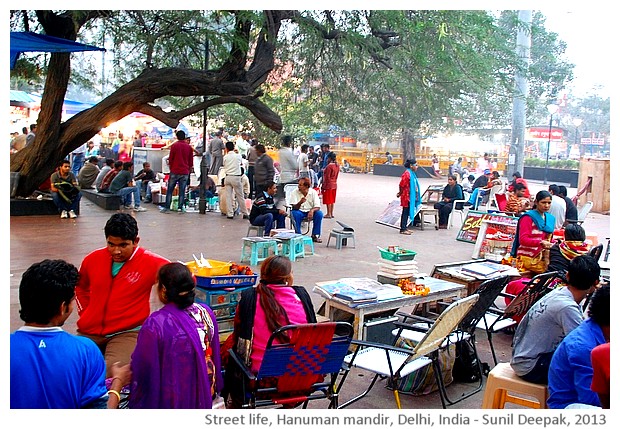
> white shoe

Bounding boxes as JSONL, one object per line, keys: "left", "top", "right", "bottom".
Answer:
{"left": 60, "top": 210, "right": 68, "bottom": 219}
{"left": 133, "top": 206, "right": 147, "bottom": 212}
{"left": 68, "top": 210, "right": 77, "bottom": 219}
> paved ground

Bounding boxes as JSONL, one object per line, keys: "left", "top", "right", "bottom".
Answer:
{"left": 8, "top": 171, "right": 610, "bottom": 409}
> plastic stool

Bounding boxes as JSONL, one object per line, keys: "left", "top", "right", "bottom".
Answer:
{"left": 207, "top": 196, "right": 219, "bottom": 212}
{"left": 301, "top": 235, "right": 315, "bottom": 255}
{"left": 417, "top": 207, "right": 439, "bottom": 230}
{"left": 481, "top": 362, "right": 548, "bottom": 409}
{"left": 279, "top": 235, "right": 306, "bottom": 261}
{"left": 246, "top": 224, "right": 265, "bottom": 237}
{"left": 327, "top": 229, "right": 356, "bottom": 249}
{"left": 240, "top": 238, "right": 279, "bottom": 266}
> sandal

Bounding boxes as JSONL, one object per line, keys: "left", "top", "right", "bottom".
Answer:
{"left": 312, "top": 235, "right": 323, "bottom": 243}
{"left": 399, "top": 230, "right": 412, "bottom": 235}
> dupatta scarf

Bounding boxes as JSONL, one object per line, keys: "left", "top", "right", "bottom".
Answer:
{"left": 408, "top": 168, "right": 422, "bottom": 222}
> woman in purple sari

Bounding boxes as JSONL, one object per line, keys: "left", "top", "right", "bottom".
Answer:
{"left": 129, "top": 262, "right": 223, "bottom": 408}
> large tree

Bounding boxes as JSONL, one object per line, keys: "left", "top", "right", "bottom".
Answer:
{"left": 10, "top": 10, "right": 288, "bottom": 196}
{"left": 10, "top": 10, "right": 572, "bottom": 196}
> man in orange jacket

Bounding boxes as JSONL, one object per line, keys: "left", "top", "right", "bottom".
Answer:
{"left": 75, "top": 213, "right": 169, "bottom": 377}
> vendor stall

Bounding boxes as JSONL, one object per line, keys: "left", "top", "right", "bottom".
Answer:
{"left": 315, "top": 276, "right": 466, "bottom": 340}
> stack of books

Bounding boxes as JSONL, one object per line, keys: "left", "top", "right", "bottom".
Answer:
{"left": 377, "top": 259, "right": 419, "bottom": 285}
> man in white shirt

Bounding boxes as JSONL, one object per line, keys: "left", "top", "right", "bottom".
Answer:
{"left": 548, "top": 184, "right": 567, "bottom": 230}
{"left": 297, "top": 144, "right": 310, "bottom": 180}
{"left": 288, "top": 177, "right": 324, "bottom": 243}
{"left": 223, "top": 141, "right": 249, "bottom": 220}
{"left": 235, "top": 132, "right": 250, "bottom": 158}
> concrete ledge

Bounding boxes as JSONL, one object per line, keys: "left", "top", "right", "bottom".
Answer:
{"left": 373, "top": 163, "right": 436, "bottom": 178}
{"left": 11, "top": 198, "right": 59, "bottom": 216}
{"left": 81, "top": 189, "right": 121, "bottom": 210}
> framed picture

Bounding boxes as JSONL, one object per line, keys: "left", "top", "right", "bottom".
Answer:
{"left": 456, "top": 210, "right": 518, "bottom": 244}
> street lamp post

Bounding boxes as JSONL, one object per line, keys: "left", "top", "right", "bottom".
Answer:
{"left": 572, "top": 118, "right": 582, "bottom": 159}
{"left": 543, "top": 103, "right": 559, "bottom": 185}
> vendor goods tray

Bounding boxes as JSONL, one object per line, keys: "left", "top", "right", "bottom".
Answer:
{"left": 186, "top": 260, "right": 232, "bottom": 277}
{"left": 378, "top": 247, "right": 417, "bottom": 262}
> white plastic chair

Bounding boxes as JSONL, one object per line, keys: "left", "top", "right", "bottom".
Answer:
{"left": 576, "top": 201, "right": 593, "bottom": 225}
{"left": 284, "top": 183, "right": 310, "bottom": 234}
{"left": 448, "top": 198, "right": 468, "bottom": 229}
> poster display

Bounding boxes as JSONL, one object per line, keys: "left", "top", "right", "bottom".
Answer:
{"left": 471, "top": 220, "right": 518, "bottom": 260}
{"left": 375, "top": 199, "right": 403, "bottom": 229}
{"left": 456, "top": 210, "right": 518, "bottom": 244}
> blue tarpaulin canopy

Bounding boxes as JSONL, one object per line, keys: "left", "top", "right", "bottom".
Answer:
{"left": 10, "top": 31, "right": 105, "bottom": 69}
{"left": 151, "top": 122, "right": 190, "bottom": 139}
{"left": 9, "top": 90, "right": 38, "bottom": 106}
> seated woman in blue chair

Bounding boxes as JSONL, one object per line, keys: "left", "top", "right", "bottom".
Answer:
{"left": 220, "top": 255, "right": 317, "bottom": 407}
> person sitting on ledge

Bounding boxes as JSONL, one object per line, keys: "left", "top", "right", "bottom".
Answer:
{"left": 50, "top": 159, "right": 81, "bottom": 219}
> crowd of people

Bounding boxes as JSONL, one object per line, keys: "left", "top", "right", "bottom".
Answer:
{"left": 38, "top": 126, "right": 339, "bottom": 239}
{"left": 10, "top": 211, "right": 321, "bottom": 409}
{"left": 13, "top": 137, "right": 607, "bottom": 410}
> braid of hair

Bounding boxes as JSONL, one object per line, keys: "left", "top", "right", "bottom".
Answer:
{"left": 257, "top": 280, "right": 291, "bottom": 343}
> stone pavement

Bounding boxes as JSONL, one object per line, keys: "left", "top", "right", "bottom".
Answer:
{"left": 8, "top": 171, "right": 610, "bottom": 409}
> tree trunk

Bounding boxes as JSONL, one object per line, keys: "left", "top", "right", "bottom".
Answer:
{"left": 10, "top": 10, "right": 288, "bottom": 197}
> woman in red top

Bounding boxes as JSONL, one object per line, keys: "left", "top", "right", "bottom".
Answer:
{"left": 321, "top": 152, "right": 339, "bottom": 218}
{"left": 507, "top": 171, "right": 531, "bottom": 198}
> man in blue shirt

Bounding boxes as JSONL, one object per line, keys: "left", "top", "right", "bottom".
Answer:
{"left": 547, "top": 284, "right": 610, "bottom": 409}
{"left": 10, "top": 259, "right": 130, "bottom": 409}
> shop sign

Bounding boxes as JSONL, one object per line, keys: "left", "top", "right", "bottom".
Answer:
{"left": 527, "top": 127, "right": 563, "bottom": 140}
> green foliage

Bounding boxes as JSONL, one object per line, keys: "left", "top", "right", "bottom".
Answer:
{"left": 524, "top": 158, "right": 579, "bottom": 169}
{"left": 10, "top": 9, "right": 577, "bottom": 144}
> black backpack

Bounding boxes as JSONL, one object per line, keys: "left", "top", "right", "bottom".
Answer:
{"left": 452, "top": 340, "right": 489, "bottom": 383}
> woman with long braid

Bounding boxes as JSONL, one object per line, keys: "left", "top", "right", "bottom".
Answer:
{"left": 221, "top": 255, "right": 316, "bottom": 407}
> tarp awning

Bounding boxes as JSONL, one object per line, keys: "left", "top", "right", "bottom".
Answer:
{"left": 10, "top": 31, "right": 106, "bottom": 69}
{"left": 10, "top": 90, "right": 38, "bottom": 103}
{"left": 63, "top": 99, "right": 95, "bottom": 115}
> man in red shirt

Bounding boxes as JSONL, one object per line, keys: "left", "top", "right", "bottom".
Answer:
{"left": 75, "top": 213, "right": 169, "bottom": 377}
{"left": 161, "top": 130, "right": 194, "bottom": 213}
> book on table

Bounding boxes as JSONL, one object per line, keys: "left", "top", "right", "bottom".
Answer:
{"left": 459, "top": 261, "right": 508, "bottom": 278}
{"left": 314, "top": 277, "right": 403, "bottom": 304}
{"left": 313, "top": 282, "right": 377, "bottom": 304}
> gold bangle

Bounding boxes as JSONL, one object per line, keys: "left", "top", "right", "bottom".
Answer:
{"left": 108, "top": 389, "right": 121, "bottom": 402}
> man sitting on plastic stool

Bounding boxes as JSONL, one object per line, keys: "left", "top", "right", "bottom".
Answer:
{"left": 288, "top": 177, "right": 324, "bottom": 243}
{"left": 249, "top": 181, "right": 287, "bottom": 237}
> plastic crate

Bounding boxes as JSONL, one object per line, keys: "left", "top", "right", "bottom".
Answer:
{"left": 194, "top": 274, "right": 258, "bottom": 289}
{"left": 378, "top": 247, "right": 417, "bottom": 262}
{"left": 186, "top": 260, "right": 232, "bottom": 277}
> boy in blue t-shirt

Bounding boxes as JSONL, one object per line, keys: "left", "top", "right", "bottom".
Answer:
{"left": 10, "top": 259, "right": 129, "bottom": 409}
